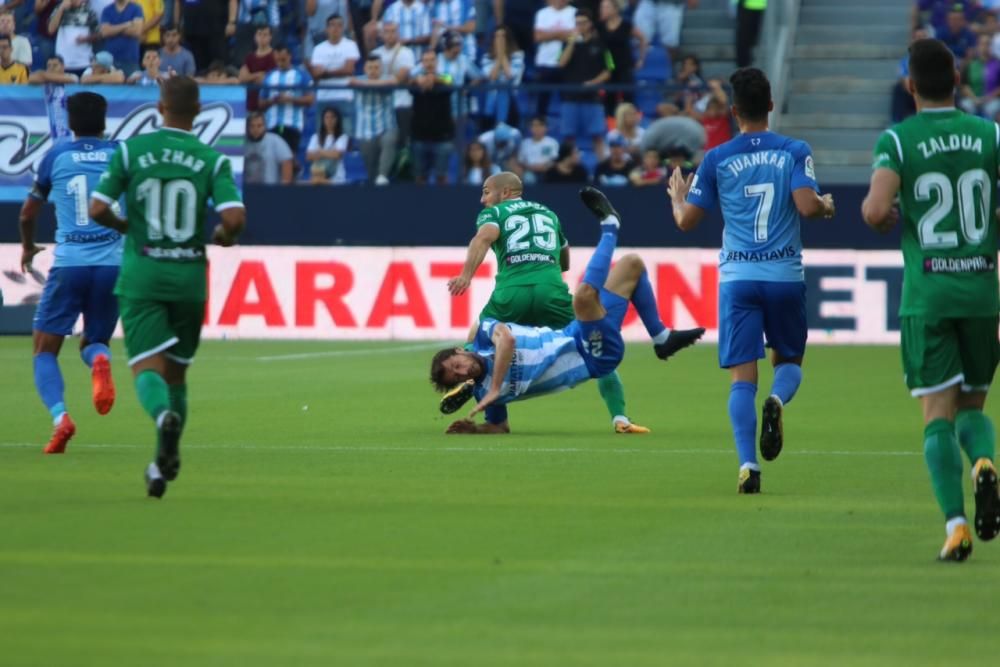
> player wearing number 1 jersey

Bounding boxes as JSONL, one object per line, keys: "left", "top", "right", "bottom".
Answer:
{"left": 18, "top": 92, "right": 122, "bottom": 455}
{"left": 89, "top": 77, "right": 246, "bottom": 499}
{"left": 669, "top": 68, "right": 835, "bottom": 494}
{"left": 863, "top": 38, "right": 1000, "bottom": 562}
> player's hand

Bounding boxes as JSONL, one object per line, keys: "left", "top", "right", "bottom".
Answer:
{"left": 447, "top": 275, "right": 471, "bottom": 296}
{"left": 666, "top": 166, "right": 691, "bottom": 203}
{"left": 224, "top": 22, "right": 236, "bottom": 37}
{"left": 873, "top": 206, "right": 900, "bottom": 234}
{"left": 20, "top": 244, "right": 43, "bottom": 273}
{"left": 468, "top": 389, "right": 499, "bottom": 419}
{"left": 446, "top": 419, "right": 478, "bottom": 434}
{"left": 212, "top": 224, "right": 237, "bottom": 247}
{"left": 820, "top": 193, "right": 835, "bottom": 219}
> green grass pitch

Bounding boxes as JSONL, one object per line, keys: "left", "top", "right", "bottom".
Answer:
{"left": 1, "top": 337, "right": 998, "bottom": 666}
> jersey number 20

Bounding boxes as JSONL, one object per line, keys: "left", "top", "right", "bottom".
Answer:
{"left": 136, "top": 178, "right": 198, "bottom": 243}
{"left": 914, "top": 169, "right": 990, "bottom": 249}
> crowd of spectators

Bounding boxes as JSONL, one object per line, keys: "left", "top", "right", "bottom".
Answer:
{"left": 0, "top": 0, "right": 733, "bottom": 186}
{"left": 897, "top": 1, "right": 1000, "bottom": 122}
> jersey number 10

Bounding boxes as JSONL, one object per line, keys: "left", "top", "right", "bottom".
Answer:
{"left": 136, "top": 178, "right": 198, "bottom": 243}
{"left": 914, "top": 169, "right": 990, "bottom": 249}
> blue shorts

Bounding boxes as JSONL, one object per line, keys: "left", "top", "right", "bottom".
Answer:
{"left": 33, "top": 265, "right": 120, "bottom": 342}
{"left": 560, "top": 101, "right": 606, "bottom": 140}
{"left": 718, "top": 280, "right": 807, "bottom": 368}
{"left": 567, "top": 288, "right": 628, "bottom": 378}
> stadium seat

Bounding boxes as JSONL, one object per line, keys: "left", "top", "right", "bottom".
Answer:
{"left": 343, "top": 151, "right": 367, "bottom": 184}
{"left": 637, "top": 45, "right": 671, "bottom": 83}
{"left": 579, "top": 148, "right": 598, "bottom": 178}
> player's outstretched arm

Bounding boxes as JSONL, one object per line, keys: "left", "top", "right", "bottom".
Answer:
{"left": 792, "top": 188, "right": 836, "bottom": 219}
{"left": 18, "top": 196, "right": 44, "bottom": 272}
{"left": 861, "top": 169, "right": 902, "bottom": 233}
{"left": 213, "top": 207, "right": 247, "bottom": 247}
{"left": 667, "top": 166, "right": 705, "bottom": 231}
{"left": 468, "top": 323, "right": 514, "bottom": 418}
{"left": 449, "top": 224, "right": 500, "bottom": 296}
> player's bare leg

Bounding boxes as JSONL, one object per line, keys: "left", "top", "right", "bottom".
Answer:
{"left": 730, "top": 361, "right": 761, "bottom": 493}
{"left": 131, "top": 353, "right": 185, "bottom": 498}
{"left": 955, "top": 390, "right": 1000, "bottom": 542}
{"left": 32, "top": 331, "right": 76, "bottom": 454}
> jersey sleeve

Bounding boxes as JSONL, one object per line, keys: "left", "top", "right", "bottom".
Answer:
{"left": 91, "top": 143, "right": 128, "bottom": 205}
{"left": 476, "top": 206, "right": 500, "bottom": 229}
{"left": 872, "top": 130, "right": 903, "bottom": 174}
{"left": 210, "top": 155, "right": 244, "bottom": 211}
{"left": 685, "top": 150, "right": 718, "bottom": 211}
{"left": 29, "top": 149, "right": 57, "bottom": 201}
{"left": 473, "top": 319, "right": 498, "bottom": 351}
{"left": 789, "top": 140, "right": 819, "bottom": 192}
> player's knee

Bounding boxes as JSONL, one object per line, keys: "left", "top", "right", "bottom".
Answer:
{"left": 618, "top": 253, "right": 645, "bottom": 276}
{"left": 573, "top": 284, "right": 599, "bottom": 311}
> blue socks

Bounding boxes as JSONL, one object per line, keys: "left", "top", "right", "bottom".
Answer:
{"left": 582, "top": 223, "right": 619, "bottom": 291}
{"left": 770, "top": 363, "right": 803, "bottom": 405}
{"left": 33, "top": 352, "right": 67, "bottom": 423}
{"left": 81, "top": 342, "right": 111, "bottom": 368}
{"left": 729, "top": 382, "right": 758, "bottom": 468}
{"left": 631, "top": 270, "right": 667, "bottom": 340}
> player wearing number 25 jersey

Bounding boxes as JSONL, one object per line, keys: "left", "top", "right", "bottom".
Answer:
{"left": 670, "top": 68, "right": 835, "bottom": 494}
{"left": 863, "top": 38, "right": 1000, "bottom": 562}
{"left": 90, "top": 77, "right": 246, "bottom": 499}
{"left": 18, "top": 92, "right": 122, "bottom": 454}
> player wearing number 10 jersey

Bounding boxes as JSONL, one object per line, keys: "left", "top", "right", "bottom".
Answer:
{"left": 863, "top": 38, "right": 1000, "bottom": 562}
{"left": 90, "top": 77, "right": 246, "bottom": 499}
{"left": 669, "top": 68, "right": 835, "bottom": 494}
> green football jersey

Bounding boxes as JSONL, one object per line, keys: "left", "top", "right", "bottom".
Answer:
{"left": 873, "top": 109, "right": 999, "bottom": 317}
{"left": 92, "top": 128, "right": 243, "bottom": 302}
{"left": 476, "top": 198, "right": 569, "bottom": 288}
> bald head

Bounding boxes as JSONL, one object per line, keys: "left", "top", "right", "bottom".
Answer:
{"left": 481, "top": 171, "right": 523, "bottom": 207}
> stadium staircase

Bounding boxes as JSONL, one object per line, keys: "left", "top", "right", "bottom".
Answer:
{"left": 679, "top": 0, "right": 737, "bottom": 80}
{"left": 779, "top": 0, "right": 912, "bottom": 184}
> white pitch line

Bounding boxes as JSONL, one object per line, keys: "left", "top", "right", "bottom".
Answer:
{"left": 254, "top": 342, "right": 447, "bottom": 362}
{"left": 0, "top": 442, "right": 922, "bottom": 457}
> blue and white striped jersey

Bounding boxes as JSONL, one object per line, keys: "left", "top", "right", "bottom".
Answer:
{"left": 686, "top": 130, "right": 818, "bottom": 283}
{"left": 431, "top": 0, "right": 477, "bottom": 59}
{"left": 263, "top": 67, "right": 314, "bottom": 131}
{"left": 471, "top": 320, "right": 592, "bottom": 406}
{"left": 412, "top": 53, "right": 479, "bottom": 116}
{"left": 237, "top": 0, "right": 280, "bottom": 27}
{"left": 353, "top": 75, "right": 397, "bottom": 139}
{"left": 29, "top": 138, "right": 123, "bottom": 268}
{"left": 382, "top": 0, "right": 432, "bottom": 56}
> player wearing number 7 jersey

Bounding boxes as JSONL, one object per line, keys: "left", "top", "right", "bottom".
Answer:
{"left": 89, "top": 76, "right": 246, "bottom": 499}
{"left": 862, "top": 38, "right": 1000, "bottom": 562}
{"left": 668, "top": 67, "right": 835, "bottom": 494}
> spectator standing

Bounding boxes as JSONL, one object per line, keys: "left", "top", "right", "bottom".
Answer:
{"left": 939, "top": 5, "right": 978, "bottom": 63}
{"left": 959, "top": 33, "right": 1000, "bottom": 118}
{"left": 478, "top": 121, "right": 521, "bottom": 171}
{"left": 135, "top": 0, "right": 163, "bottom": 53}
{"left": 0, "top": 8, "right": 30, "bottom": 66}
{"left": 430, "top": 0, "right": 476, "bottom": 60}
{"left": 34, "top": 0, "right": 62, "bottom": 64}
{"left": 598, "top": 0, "right": 646, "bottom": 117}
{"left": 158, "top": 23, "right": 195, "bottom": 76}
{"left": 311, "top": 13, "right": 361, "bottom": 135}
{"left": 260, "top": 44, "right": 315, "bottom": 155}
{"left": 381, "top": 0, "right": 431, "bottom": 56}
{"left": 174, "top": 0, "right": 227, "bottom": 72}
{"left": 595, "top": 133, "right": 632, "bottom": 186}
{"left": 634, "top": 0, "right": 694, "bottom": 60}
{"left": 127, "top": 47, "right": 165, "bottom": 83}
{"left": 100, "top": 0, "right": 143, "bottom": 75}
{"left": 479, "top": 23, "right": 525, "bottom": 130}
{"left": 735, "top": 0, "right": 764, "bottom": 68}
{"left": 89, "top": 0, "right": 113, "bottom": 16}
{"left": 515, "top": 115, "right": 559, "bottom": 183}
{"left": 0, "top": 34, "right": 27, "bottom": 82}
{"left": 462, "top": 139, "right": 499, "bottom": 184}
{"left": 49, "top": 0, "right": 100, "bottom": 76}
{"left": 493, "top": 0, "right": 541, "bottom": 63}
{"left": 557, "top": 9, "right": 611, "bottom": 158}
{"left": 304, "top": 0, "right": 349, "bottom": 57}
{"left": 351, "top": 0, "right": 379, "bottom": 56}
{"left": 81, "top": 49, "right": 125, "bottom": 82}
{"left": 544, "top": 140, "right": 588, "bottom": 182}
{"left": 430, "top": 29, "right": 481, "bottom": 118}
{"left": 239, "top": 25, "right": 275, "bottom": 112}
{"left": 606, "top": 101, "right": 644, "bottom": 159}
{"left": 693, "top": 83, "right": 733, "bottom": 150}
{"left": 244, "top": 110, "right": 294, "bottom": 184}
{"left": 371, "top": 21, "right": 416, "bottom": 148}
{"left": 230, "top": 0, "right": 281, "bottom": 66}
{"left": 306, "top": 106, "right": 349, "bottom": 184}
{"left": 410, "top": 49, "right": 455, "bottom": 184}
{"left": 350, "top": 54, "right": 398, "bottom": 184}
{"left": 673, "top": 53, "right": 706, "bottom": 106}
{"left": 533, "top": 0, "right": 575, "bottom": 118}
{"left": 629, "top": 147, "right": 666, "bottom": 186}
{"left": 28, "top": 53, "right": 80, "bottom": 82}
{"left": 892, "top": 27, "right": 926, "bottom": 123}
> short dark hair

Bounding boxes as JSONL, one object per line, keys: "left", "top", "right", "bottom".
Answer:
{"left": 67, "top": 92, "right": 107, "bottom": 137}
{"left": 274, "top": 43, "right": 291, "bottom": 53}
{"left": 327, "top": 13, "right": 343, "bottom": 24}
{"left": 575, "top": 9, "right": 594, "bottom": 23}
{"left": 908, "top": 38, "right": 956, "bottom": 102}
{"left": 531, "top": 116, "right": 547, "bottom": 125}
{"left": 161, "top": 75, "right": 200, "bottom": 120}
{"left": 366, "top": 53, "right": 381, "bottom": 63}
{"left": 729, "top": 67, "right": 771, "bottom": 122}
{"left": 430, "top": 349, "right": 460, "bottom": 393}
{"left": 163, "top": 23, "right": 179, "bottom": 33}
{"left": 255, "top": 24, "right": 272, "bottom": 33}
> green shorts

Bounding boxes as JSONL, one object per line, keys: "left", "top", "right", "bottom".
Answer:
{"left": 901, "top": 315, "right": 1000, "bottom": 396}
{"left": 480, "top": 282, "right": 575, "bottom": 330}
{"left": 118, "top": 297, "right": 206, "bottom": 367}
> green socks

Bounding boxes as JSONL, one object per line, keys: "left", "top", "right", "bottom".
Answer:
{"left": 924, "top": 419, "right": 965, "bottom": 520}
{"left": 135, "top": 370, "right": 170, "bottom": 422}
{"left": 169, "top": 384, "right": 188, "bottom": 429}
{"left": 596, "top": 371, "right": 627, "bottom": 421}
{"left": 955, "top": 409, "right": 995, "bottom": 465}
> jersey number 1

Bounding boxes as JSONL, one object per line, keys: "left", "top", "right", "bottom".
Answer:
{"left": 136, "top": 178, "right": 198, "bottom": 243}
